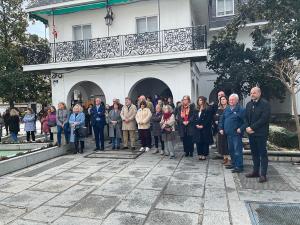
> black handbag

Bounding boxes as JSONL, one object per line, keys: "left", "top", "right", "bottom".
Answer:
{"left": 75, "top": 126, "right": 88, "bottom": 138}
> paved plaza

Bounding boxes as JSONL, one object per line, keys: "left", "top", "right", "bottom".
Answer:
{"left": 0, "top": 140, "right": 300, "bottom": 225}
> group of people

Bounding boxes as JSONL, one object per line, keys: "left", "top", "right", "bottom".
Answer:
{"left": 0, "top": 87, "right": 270, "bottom": 182}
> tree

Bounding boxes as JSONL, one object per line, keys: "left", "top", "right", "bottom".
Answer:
{"left": 0, "top": 0, "right": 51, "bottom": 107}
{"left": 208, "top": 0, "right": 300, "bottom": 148}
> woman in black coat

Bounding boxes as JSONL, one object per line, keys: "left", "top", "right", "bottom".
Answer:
{"left": 8, "top": 109, "right": 20, "bottom": 143}
{"left": 193, "top": 96, "right": 213, "bottom": 160}
{"left": 177, "top": 95, "right": 195, "bottom": 157}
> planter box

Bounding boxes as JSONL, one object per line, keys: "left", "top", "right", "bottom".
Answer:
{"left": 0, "top": 145, "right": 71, "bottom": 176}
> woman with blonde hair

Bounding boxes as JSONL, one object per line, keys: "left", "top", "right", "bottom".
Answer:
{"left": 56, "top": 102, "right": 70, "bottom": 146}
{"left": 23, "top": 108, "right": 36, "bottom": 142}
{"left": 69, "top": 104, "right": 86, "bottom": 154}
{"left": 160, "top": 105, "right": 176, "bottom": 158}
{"left": 8, "top": 109, "right": 20, "bottom": 143}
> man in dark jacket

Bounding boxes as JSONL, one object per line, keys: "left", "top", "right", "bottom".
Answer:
{"left": 244, "top": 87, "right": 271, "bottom": 183}
{"left": 219, "top": 93, "right": 245, "bottom": 173}
{"left": 90, "top": 98, "right": 106, "bottom": 151}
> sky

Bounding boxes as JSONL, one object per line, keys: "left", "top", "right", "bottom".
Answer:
{"left": 27, "top": 21, "right": 49, "bottom": 38}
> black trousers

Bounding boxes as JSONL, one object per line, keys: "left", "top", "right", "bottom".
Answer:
{"left": 50, "top": 132, "right": 54, "bottom": 141}
{"left": 154, "top": 135, "right": 164, "bottom": 150}
{"left": 182, "top": 135, "right": 194, "bottom": 156}
{"left": 5, "top": 124, "right": 8, "bottom": 136}
{"left": 249, "top": 136, "right": 268, "bottom": 176}
{"left": 139, "top": 129, "right": 151, "bottom": 148}
{"left": 196, "top": 142, "right": 209, "bottom": 156}
{"left": 26, "top": 131, "right": 35, "bottom": 141}
{"left": 74, "top": 140, "right": 84, "bottom": 153}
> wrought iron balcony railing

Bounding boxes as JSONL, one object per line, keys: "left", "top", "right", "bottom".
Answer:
{"left": 27, "top": 25, "right": 207, "bottom": 65}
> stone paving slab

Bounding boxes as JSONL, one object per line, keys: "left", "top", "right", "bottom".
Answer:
{"left": 164, "top": 181, "right": 204, "bottom": 197}
{"left": 0, "top": 180, "right": 38, "bottom": 193}
{"left": 202, "top": 210, "right": 230, "bottom": 225}
{"left": 101, "top": 212, "right": 146, "bottom": 225}
{"left": 66, "top": 195, "right": 120, "bottom": 219}
{"left": 51, "top": 216, "right": 101, "bottom": 225}
{"left": 79, "top": 171, "right": 115, "bottom": 186}
{"left": 144, "top": 210, "right": 199, "bottom": 225}
{"left": 116, "top": 189, "right": 160, "bottom": 214}
{"left": 0, "top": 205, "right": 26, "bottom": 224}
{"left": 204, "top": 188, "right": 228, "bottom": 212}
{"left": 52, "top": 171, "right": 91, "bottom": 181}
{"left": 92, "top": 177, "right": 141, "bottom": 197}
{"left": 8, "top": 219, "right": 47, "bottom": 225}
{"left": 137, "top": 175, "right": 170, "bottom": 190}
{"left": 155, "top": 194, "right": 203, "bottom": 214}
{"left": 46, "top": 185, "right": 95, "bottom": 207}
{"left": 1, "top": 190, "right": 57, "bottom": 209}
{"left": 29, "top": 179, "right": 77, "bottom": 193}
{"left": 22, "top": 206, "right": 68, "bottom": 223}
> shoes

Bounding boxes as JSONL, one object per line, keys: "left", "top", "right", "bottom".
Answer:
{"left": 259, "top": 176, "right": 267, "bottom": 183}
{"left": 112, "top": 147, "right": 115, "bottom": 150}
{"left": 145, "top": 147, "right": 150, "bottom": 152}
{"left": 170, "top": 155, "right": 175, "bottom": 159}
{"left": 232, "top": 168, "right": 243, "bottom": 173}
{"left": 245, "top": 172, "right": 260, "bottom": 178}
{"left": 122, "top": 147, "right": 129, "bottom": 150}
{"left": 117, "top": 146, "right": 120, "bottom": 150}
{"left": 185, "top": 153, "right": 189, "bottom": 157}
{"left": 131, "top": 147, "right": 136, "bottom": 151}
{"left": 139, "top": 147, "right": 145, "bottom": 152}
{"left": 152, "top": 148, "right": 159, "bottom": 154}
{"left": 222, "top": 158, "right": 229, "bottom": 164}
{"left": 94, "top": 148, "right": 100, "bottom": 151}
{"left": 100, "top": 147, "right": 104, "bottom": 151}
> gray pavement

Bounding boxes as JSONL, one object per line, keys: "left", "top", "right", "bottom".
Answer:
{"left": 0, "top": 139, "right": 300, "bottom": 225}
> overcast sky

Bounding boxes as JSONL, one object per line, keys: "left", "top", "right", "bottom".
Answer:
{"left": 27, "top": 21, "right": 49, "bottom": 38}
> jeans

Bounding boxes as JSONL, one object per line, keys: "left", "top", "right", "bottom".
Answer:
{"left": 93, "top": 123, "right": 105, "bottom": 149}
{"left": 26, "top": 131, "right": 35, "bottom": 142}
{"left": 154, "top": 136, "right": 164, "bottom": 150}
{"left": 196, "top": 142, "right": 209, "bottom": 156}
{"left": 11, "top": 132, "right": 18, "bottom": 142}
{"left": 227, "top": 135, "right": 243, "bottom": 170}
{"left": 112, "top": 137, "right": 120, "bottom": 148}
{"left": 182, "top": 135, "right": 194, "bottom": 156}
{"left": 57, "top": 124, "right": 70, "bottom": 145}
{"left": 249, "top": 136, "right": 268, "bottom": 176}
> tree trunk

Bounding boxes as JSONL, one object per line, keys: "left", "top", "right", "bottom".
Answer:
{"left": 9, "top": 99, "right": 14, "bottom": 109}
{"left": 291, "top": 91, "right": 300, "bottom": 149}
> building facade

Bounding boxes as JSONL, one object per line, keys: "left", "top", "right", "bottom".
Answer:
{"left": 24, "top": 0, "right": 295, "bottom": 114}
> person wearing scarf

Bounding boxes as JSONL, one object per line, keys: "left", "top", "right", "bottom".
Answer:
{"left": 160, "top": 105, "right": 176, "bottom": 158}
{"left": 151, "top": 104, "right": 165, "bottom": 154}
{"left": 177, "top": 95, "right": 195, "bottom": 157}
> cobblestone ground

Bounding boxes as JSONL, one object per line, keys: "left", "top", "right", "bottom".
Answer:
{"left": 0, "top": 139, "right": 300, "bottom": 225}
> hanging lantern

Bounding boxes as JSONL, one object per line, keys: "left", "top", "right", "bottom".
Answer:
{"left": 104, "top": 6, "right": 114, "bottom": 26}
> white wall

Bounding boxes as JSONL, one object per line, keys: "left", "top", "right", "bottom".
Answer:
{"left": 51, "top": 60, "right": 192, "bottom": 107}
{"left": 47, "top": 0, "right": 192, "bottom": 42}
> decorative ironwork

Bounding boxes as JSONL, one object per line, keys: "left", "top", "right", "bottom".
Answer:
{"left": 31, "top": 25, "right": 207, "bottom": 65}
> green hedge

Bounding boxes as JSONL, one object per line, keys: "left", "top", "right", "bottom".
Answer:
{"left": 269, "top": 125, "right": 299, "bottom": 149}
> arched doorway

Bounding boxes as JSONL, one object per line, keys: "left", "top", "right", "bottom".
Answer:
{"left": 128, "top": 78, "right": 173, "bottom": 103}
{"left": 67, "top": 81, "right": 106, "bottom": 108}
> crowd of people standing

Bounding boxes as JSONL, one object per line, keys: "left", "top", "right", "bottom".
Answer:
{"left": 0, "top": 87, "right": 271, "bottom": 182}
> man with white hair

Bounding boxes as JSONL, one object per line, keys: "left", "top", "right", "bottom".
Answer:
{"left": 219, "top": 93, "right": 245, "bottom": 173}
{"left": 244, "top": 87, "right": 271, "bottom": 183}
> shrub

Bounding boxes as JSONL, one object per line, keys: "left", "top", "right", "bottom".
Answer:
{"left": 269, "top": 125, "right": 299, "bottom": 149}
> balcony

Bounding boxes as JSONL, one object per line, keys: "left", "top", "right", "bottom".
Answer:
{"left": 26, "top": 26, "right": 207, "bottom": 66}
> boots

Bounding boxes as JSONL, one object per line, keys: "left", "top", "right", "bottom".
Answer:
{"left": 74, "top": 141, "right": 79, "bottom": 154}
{"left": 152, "top": 148, "right": 159, "bottom": 154}
{"left": 80, "top": 141, "right": 84, "bottom": 154}
{"left": 159, "top": 149, "right": 164, "bottom": 155}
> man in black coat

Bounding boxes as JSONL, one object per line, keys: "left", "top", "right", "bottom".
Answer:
{"left": 244, "top": 87, "right": 271, "bottom": 183}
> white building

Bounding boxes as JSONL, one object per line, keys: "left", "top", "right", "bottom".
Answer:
{"left": 24, "top": 0, "right": 294, "bottom": 114}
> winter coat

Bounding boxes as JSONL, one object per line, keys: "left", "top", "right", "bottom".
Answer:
{"left": 192, "top": 108, "right": 213, "bottom": 143}
{"left": 219, "top": 104, "right": 245, "bottom": 136}
{"left": 48, "top": 112, "right": 57, "bottom": 127}
{"left": 135, "top": 108, "right": 152, "bottom": 130}
{"left": 56, "top": 109, "right": 69, "bottom": 126}
{"left": 41, "top": 115, "right": 50, "bottom": 133}
{"left": 120, "top": 104, "right": 137, "bottom": 131}
{"left": 69, "top": 112, "right": 85, "bottom": 142}
{"left": 8, "top": 115, "right": 20, "bottom": 133}
{"left": 151, "top": 112, "right": 163, "bottom": 136}
{"left": 244, "top": 98, "right": 271, "bottom": 137}
{"left": 108, "top": 109, "right": 122, "bottom": 138}
{"left": 160, "top": 114, "right": 176, "bottom": 142}
{"left": 177, "top": 104, "right": 195, "bottom": 138}
{"left": 23, "top": 113, "right": 36, "bottom": 132}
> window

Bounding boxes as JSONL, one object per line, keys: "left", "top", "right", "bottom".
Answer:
{"left": 136, "top": 16, "right": 158, "bottom": 33}
{"left": 216, "top": 0, "right": 234, "bottom": 17}
{"left": 73, "top": 24, "right": 92, "bottom": 41}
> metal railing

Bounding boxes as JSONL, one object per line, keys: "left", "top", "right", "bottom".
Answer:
{"left": 27, "top": 25, "right": 207, "bottom": 64}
